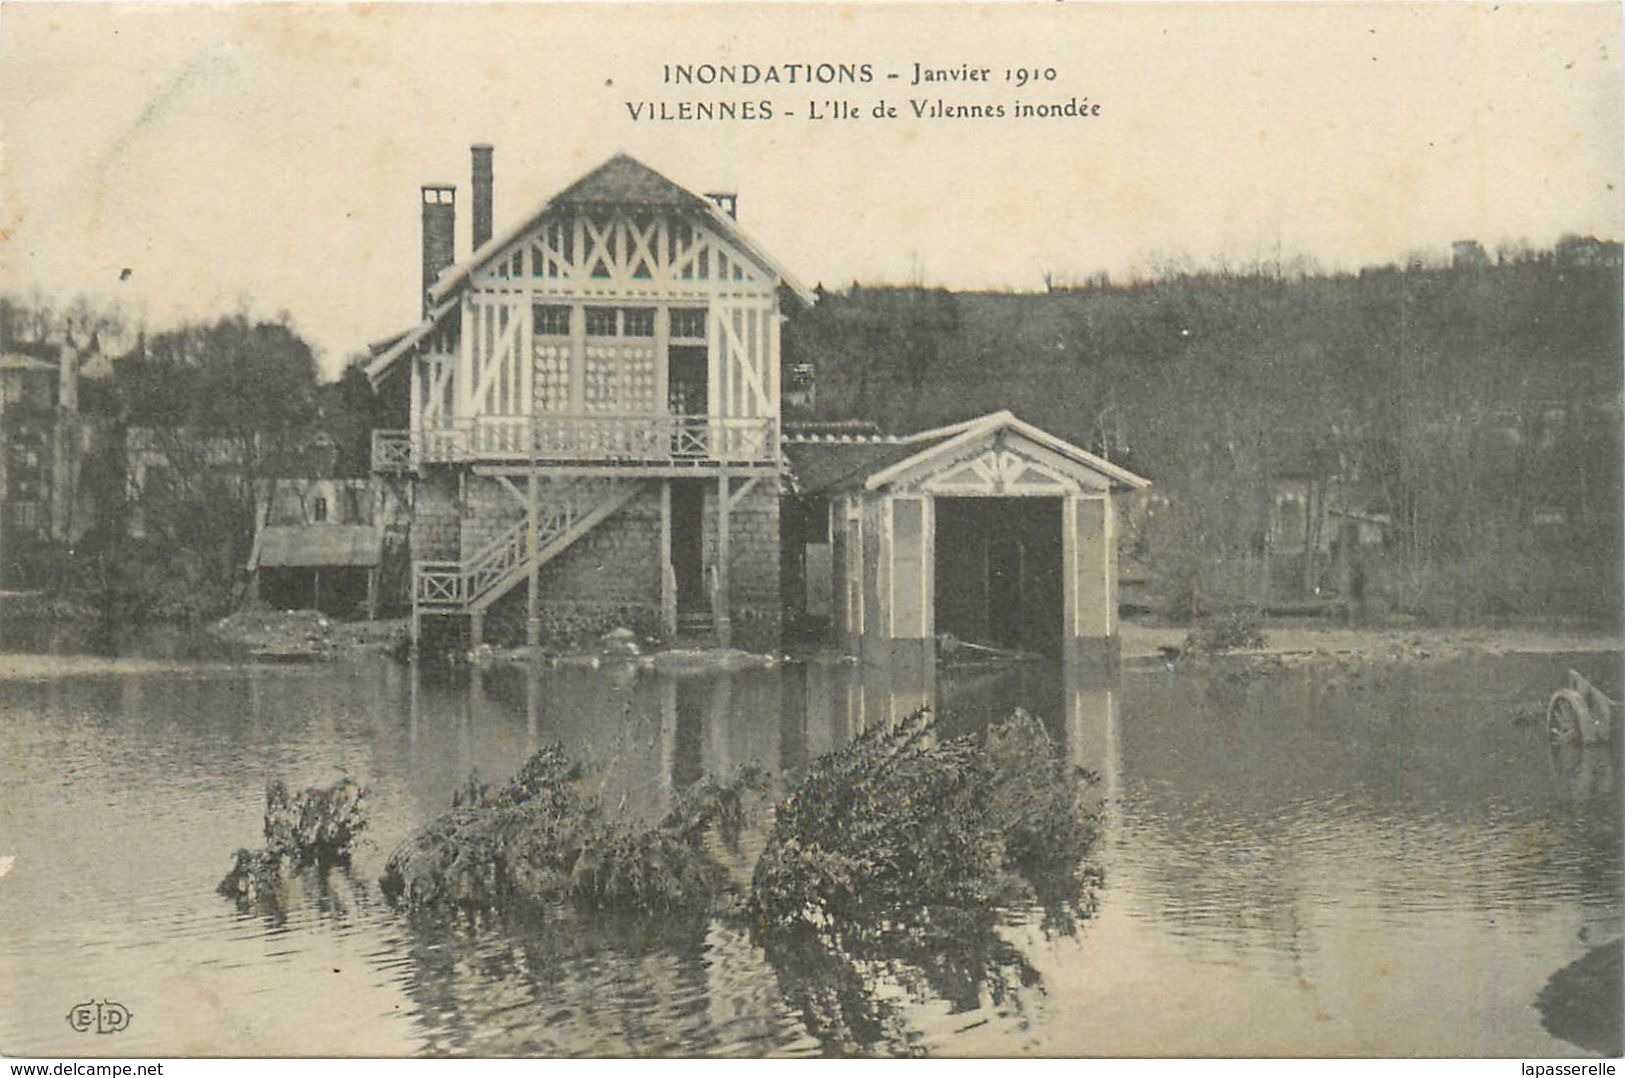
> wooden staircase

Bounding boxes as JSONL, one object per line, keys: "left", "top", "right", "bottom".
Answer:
{"left": 414, "top": 480, "right": 641, "bottom": 633}
{"left": 675, "top": 608, "right": 715, "bottom": 644}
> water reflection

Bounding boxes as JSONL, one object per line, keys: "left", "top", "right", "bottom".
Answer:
{"left": 383, "top": 650, "right": 1117, "bottom": 1056}
{"left": 0, "top": 646, "right": 1618, "bottom": 1056}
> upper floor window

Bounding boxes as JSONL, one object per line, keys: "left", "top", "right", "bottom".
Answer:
{"left": 533, "top": 305, "right": 570, "bottom": 337}
{"left": 622, "top": 308, "right": 655, "bottom": 338}
{"left": 312, "top": 496, "right": 329, "bottom": 523}
{"left": 669, "top": 307, "right": 707, "bottom": 341}
{"left": 585, "top": 306, "right": 657, "bottom": 338}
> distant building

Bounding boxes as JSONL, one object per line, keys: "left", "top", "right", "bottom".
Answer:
{"left": 0, "top": 340, "right": 97, "bottom": 586}
{"left": 247, "top": 477, "right": 409, "bottom": 617}
{"left": 1555, "top": 234, "right": 1624, "bottom": 268}
{"left": 1451, "top": 240, "right": 1489, "bottom": 270}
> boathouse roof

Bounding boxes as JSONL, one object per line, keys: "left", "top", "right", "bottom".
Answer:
{"left": 783, "top": 411, "right": 1151, "bottom": 496}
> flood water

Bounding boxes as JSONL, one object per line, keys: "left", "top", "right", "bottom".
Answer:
{"left": 0, "top": 643, "right": 1620, "bottom": 1057}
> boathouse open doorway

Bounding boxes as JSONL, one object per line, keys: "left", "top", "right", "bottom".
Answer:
{"left": 933, "top": 496, "right": 1063, "bottom": 655}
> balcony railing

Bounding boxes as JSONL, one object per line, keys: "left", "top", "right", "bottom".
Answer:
{"left": 373, "top": 414, "right": 779, "bottom": 471}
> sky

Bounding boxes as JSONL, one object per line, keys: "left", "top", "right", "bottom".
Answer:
{"left": 1, "top": 2, "right": 1620, "bottom": 376}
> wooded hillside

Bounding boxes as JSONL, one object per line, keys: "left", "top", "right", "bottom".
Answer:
{"left": 787, "top": 245, "right": 1623, "bottom": 623}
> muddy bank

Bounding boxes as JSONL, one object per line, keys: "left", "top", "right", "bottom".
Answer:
{"left": 474, "top": 626, "right": 781, "bottom": 675}
{"left": 1121, "top": 622, "right": 1623, "bottom": 668}
{"left": 1536, "top": 940, "right": 1623, "bottom": 1056}
{"left": 0, "top": 653, "right": 244, "bottom": 681}
{"left": 206, "top": 610, "right": 407, "bottom": 661}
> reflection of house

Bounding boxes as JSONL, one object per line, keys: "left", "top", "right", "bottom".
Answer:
{"left": 783, "top": 412, "right": 1150, "bottom": 664}
{"left": 247, "top": 478, "right": 408, "bottom": 617}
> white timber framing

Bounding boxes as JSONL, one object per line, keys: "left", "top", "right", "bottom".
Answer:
{"left": 435, "top": 207, "right": 784, "bottom": 429}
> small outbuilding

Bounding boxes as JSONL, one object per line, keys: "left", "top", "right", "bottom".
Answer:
{"left": 783, "top": 411, "right": 1150, "bottom": 665}
{"left": 247, "top": 478, "right": 408, "bottom": 617}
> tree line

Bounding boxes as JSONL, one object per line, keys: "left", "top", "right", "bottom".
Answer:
{"left": 1, "top": 297, "right": 387, "bottom": 623}
{"left": 785, "top": 243, "right": 1624, "bottom": 623}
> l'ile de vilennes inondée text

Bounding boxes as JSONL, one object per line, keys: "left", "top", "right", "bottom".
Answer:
{"left": 622, "top": 62, "right": 1104, "bottom": 123}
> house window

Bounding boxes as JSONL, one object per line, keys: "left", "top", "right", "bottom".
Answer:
{"left": 533, "top": 304, "right": 570, "bottom": 337}
{"left": 669, "top": 307, "right": 707, "bottom": 341}
{"left": 585, "top": 307, "right": 656, "bottom": 338}
{"left": 312, "top": 496, "right": 328, "bottom": 523}
{"left": 622, "top": 307, "right": 655, "bottom": 338}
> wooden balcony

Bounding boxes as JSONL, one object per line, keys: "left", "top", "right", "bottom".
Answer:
{"left": 373, "top": 414, "right": 779, "bottom": 473}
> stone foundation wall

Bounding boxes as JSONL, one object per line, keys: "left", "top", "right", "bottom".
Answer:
{"left": 482, "top": 481, "right": 664, "bottom": 647}
{"left": 422, "top": 471, "right": 782, "bottom": 651}
{"left": 411, "top": 468, "right": 460, "bottom": 560}
{"left": 703, "top": 480, "right": 782, "bottom": 651}
{"left": 458, "top": 476, "right": 525, "bottom": 556}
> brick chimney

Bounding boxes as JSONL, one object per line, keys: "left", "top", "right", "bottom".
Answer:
{"left": 421, "top": 184, "right": 456, "bottom": 312}
{"left": 471, "top": 144, "right": 494, "bottom": 252}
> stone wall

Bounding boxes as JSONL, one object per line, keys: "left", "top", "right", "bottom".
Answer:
{"left": 412, "top": 468, "right": 460, "bottom": 559}
{"left": 459, "top": 476, "right": 525, "bottom": 556}
{"left": 483, "top": 480, "right": 664, "bottom": 647}
{"left": 428, "top": 471, "right": 781, "bottom": 651}
{"left": 703, "top": 479, "right": 782, "bottom": 651}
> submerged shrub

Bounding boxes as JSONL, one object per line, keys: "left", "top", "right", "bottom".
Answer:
{"left": 1184, "top": 609, "right": 1267, "bottom": 653}
{"left": 379, "top": 744, "right": 766, "bottom": 916}
{"left": 747, "top": 708, "right": 1102, "bottom": 1055}
{"left": 263, "top": 778, "right": 369, "bottom": 865}
{"left": 750, "top": 708, "right": 1098, "bottom": 934}
{"left": 218, "top": 776, "right": 370, "bottom": 904}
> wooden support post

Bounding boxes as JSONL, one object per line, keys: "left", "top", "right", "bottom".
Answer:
{"left": 659, "top": 480, "right": 677, "bottom": 639}
{"left": 715, "top": 470, "right": 732, "bottom": 648}
{"left": 526, "top": 471, "right": 541, "bottom": 647}
{"left": 366, "top": 567, "right": 378, "bottom": 621}
{"left": 470, "top": 610, "right": 484, "bottom": 652}
{"left": 312, "top": 569, "right": 322, "bottom": 614}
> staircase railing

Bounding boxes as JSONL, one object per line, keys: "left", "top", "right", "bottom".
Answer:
{"left": 413, "top": 481, "right": 640, "bottom": 616}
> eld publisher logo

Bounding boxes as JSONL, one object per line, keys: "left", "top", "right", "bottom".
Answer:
{"left": 65, "top": 1000, "right": 132, "bottom": 1035}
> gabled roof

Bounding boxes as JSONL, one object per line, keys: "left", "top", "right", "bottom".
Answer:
{"left": 427, "top": 153, "right": 814, "bottom": 305}
{"left": 367, "top": 153, "right": 814, "bottom": 386}
{"left": 866, "top": 411, "right": 1152, "bottom": 493}
{"left": 552, "top": 153, "right": 713, "bottom": 210}
{"left": 784, "top": 411, "right": 1151, "bottom": 496}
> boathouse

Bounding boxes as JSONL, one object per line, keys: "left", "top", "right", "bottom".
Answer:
{"left": 366, "top": 150, "right": 811, "bottom": 650}
{"left": 783, "top": 412, "right": 1150, "bottom": 664}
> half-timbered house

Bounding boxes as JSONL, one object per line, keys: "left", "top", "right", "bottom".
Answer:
{"left": 367, "top": 150, "right": 811, "bottom": 650}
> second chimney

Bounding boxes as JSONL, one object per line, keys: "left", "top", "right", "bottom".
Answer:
{"left": 471, "top": 144, "right": 494, "bottom": 252}
{"left": 704, "top": 192, "right": 738, "bottom": 220}
{"left": 421, "top": 184, "right": 456, "bottom": 312}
